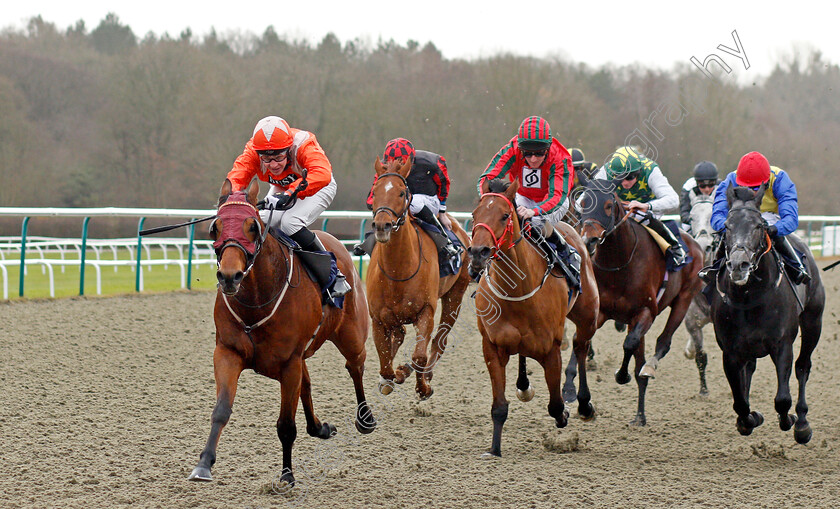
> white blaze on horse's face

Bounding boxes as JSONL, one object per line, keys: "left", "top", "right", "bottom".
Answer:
{"left": 384, "top": 181, "right": 394, "bottom": 192}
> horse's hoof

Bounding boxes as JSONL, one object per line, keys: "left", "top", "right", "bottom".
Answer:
{"left": 562, "top": 387, "right": 577, "bottom": 404}
{"left": 699, "top": 388, "right": 709, "bottom": 397}
{"left": 630, "top": 415, "right": 646, "bottom": 426}
{"left": 309, "top": 422, "right": 337, "bottom": 439}
{"left": 579, "top": 402, "right": 597, "bottom": 422}
{"left": 752, "top": 411, "right": 765, "bottom": 428}
{"left": 394, "top": 363, "right": 414, "bottom": 384}
{"left": 378, "top": 377, "right": 395, "bottom": 395}
{"left": 516, "top": 386, "right": 535, "bottom": 402}
{"left": 272, "top": 469, "right": 295, "bottom": 489}
{"left": 614, "top": 322, "right": 627, "bottom": 332}
{"left": 187, "top": 466, "right": 213, "bottom": 482}
{"left": 555, "top": 407, "right": 570, "bottom": 428}
{"left": 794, "top": 423, "right": 813, "bottom": 444}
{"left": 356, "top": 416, "right": 377, "bottom": 434}
{"left": 780, "top": 413, "right": 796, "bottom": 431}
{"left": 615, "top": 369, "right": 632, "bottom": 385}
{"left": 639, "top": 363, "right": 656, "bottom": 379}
{"left": 416, "top": 385, "right": 434, "bottom": 401}
{"left": 480, "top": 451, "right": 501, "bottom": 459}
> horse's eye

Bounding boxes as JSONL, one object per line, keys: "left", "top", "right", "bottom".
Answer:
{"left": 209, "top": 222, "right": 219, "bottom": 240}
{"left": 501, "top": 213, "right": 510, "bottom": 221}
{"left": 399, "top": 191, "right": 405, "bottom": 197}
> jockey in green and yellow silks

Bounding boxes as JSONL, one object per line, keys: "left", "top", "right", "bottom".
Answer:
{"left": 593, "top": 146, "right": 687, "bottom": 268}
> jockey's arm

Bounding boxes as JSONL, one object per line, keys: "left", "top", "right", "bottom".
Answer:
{"left": 645, "top": 167, "right": 679, "bottom": 217}
{"left": 771, "top": 170, "right": 799, "bottom": 236}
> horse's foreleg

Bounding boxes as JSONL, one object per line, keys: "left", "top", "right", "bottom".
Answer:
{"left": 794, "top": 309, "right": 822, "bottom": 444}
{"left": 392, "top": 326, "right": 413, "bottom": 385}
{"left": 332, "top": 327, "right": 377, "bottom": 435}
{"left": 426, "top": 284, "right": 468, "bottom": 382}
{"left": 572, "top": 323, "right": 596, "bottom": 420}
{"left": 372, "top": 322, "right": 396, "bottom": 395}
{"left": 481, "top": 335, "right": 510, "bottom": 458}
{"left": 276, "top": 356, "right": 303, "bottom": 486}
{"left": 684, "top": 303, "right": 709, "bottom": 395}
{"left": 722, "top": 353, "right": 763, "bottom": 436}
{"left": 631, "top": 335, "right": 649, "bottom": 426}
{"left": 300, "top": 360, "right": 336, "bottom": 439}
{"left": 189, "top": 345, "right": 244, "bottom": 482}
{"left": 411, "top": 306, "right": 436, "bottom": 400}
{"left": 540, "top": 344, "right": 570, "bottom": 429}
{"left": 642, "top": 295, "right": 692, "bottom": 379}
{"left": 562, "top": 349, "right": 578, "bottom": 404}
{"left": 771, "top": 342, "right": 795, "bottom": 432}
{"left": 616, "top": 316, "right": 650, "bottom": 385}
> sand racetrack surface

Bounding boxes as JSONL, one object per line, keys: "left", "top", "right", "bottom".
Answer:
{"left": 2, "top": 266, "right": 840, "bottom": 508}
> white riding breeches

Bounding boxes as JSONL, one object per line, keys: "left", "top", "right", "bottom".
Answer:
{"left": 260, "top": 177, "right": 337, "bottom": 235}
{"left": 409, "top": 194, "right": 441, "bottom": 215}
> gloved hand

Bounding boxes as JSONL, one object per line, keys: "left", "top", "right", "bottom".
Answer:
{"left": 767, "top": 224, "right": 778, "bottom": 237}
{"left": 265, "top": 193, "right": 291, "bottom": 210}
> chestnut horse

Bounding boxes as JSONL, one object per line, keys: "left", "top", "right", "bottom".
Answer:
{"left": 189, "top": 179, "right": 376, "bottom": 485}
{"left": 367, "top": 157, "right": 471, "bottom": 399}
{"left": 710, "top": 184, "right": 824, "bottom": 443}
{"left": 468, "top": 179, "right": 599, "bottom": 457}
{"left": 577, "top": 176, "right": 704, "bottom": 425}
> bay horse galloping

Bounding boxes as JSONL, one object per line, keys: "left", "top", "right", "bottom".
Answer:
{"left": 189, "top": 178, "right": 376, "bottom": 485}
{"left": 367, "top": 157, "right": 471, "bottom": 399}
{"left": 468, "top": 179, "right": 599, "bottom": 457}
{"left": 577, "top": 176, "right": 704, "bottom": 425}
{"left": 710, "top": 184, "right": 824, "bottom": 443}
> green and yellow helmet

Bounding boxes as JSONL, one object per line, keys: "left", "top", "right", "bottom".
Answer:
{"left": 605, "top": 146, "right": 643, "bottom": 179}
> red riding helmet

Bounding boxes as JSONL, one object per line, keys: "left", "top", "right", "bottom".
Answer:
{"left": 251, "top": 116, "right": 293, "bottom": 152}
{"left": 735, "top": 151, "right": 771, "bottom": 187}
{"left": 383, "top": 138, "right": 415, "bottom": 163}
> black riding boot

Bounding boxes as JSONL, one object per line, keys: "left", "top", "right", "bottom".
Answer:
{"left": 527, "top": 224, "right": 581, "bottom": 291}
{"left": 642, "top": 215, "right": 687, "bottom": 267}
{"left": 415, "top": 206, "right": 460, "bottom": 259}
{"left": 291, "top": 228, "right": 352, "bottom": 298}
{"left": 352, "top": 231, "right": 375, "bottom": 256}
{"left": 773, "top": 234, "right": 810, "bottom": 285}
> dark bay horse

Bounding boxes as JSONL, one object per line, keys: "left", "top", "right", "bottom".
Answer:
{"left": 189, "top": 178, "right": 376, "bottom": 485}
{"left": 367, "top": 157, "right": 471, "bottom": 399}
{"left": 577, "top": 176, "right": 704, "bottom": 425}
{"left": 468, "top": 179, "right": 599, "bottom": 457}
{"left": 710, "top": 184, "right": 824, "bottom": 443}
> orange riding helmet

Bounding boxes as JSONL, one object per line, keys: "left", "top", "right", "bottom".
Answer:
{"left": 251, "top": 116, "right": 293, "bottom": 152}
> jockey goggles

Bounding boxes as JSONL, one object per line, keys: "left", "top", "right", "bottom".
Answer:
{"left": 622, "top": 172, "right": 640, "bottom": 181}
{"left": 697, "top": 180, "right": 716, "bottom": 189}
{"left": 258, "top": 149, "right": 289, "bottom": 163}
{"left": 522, "top": 148, "right": 548, "bottom": 158}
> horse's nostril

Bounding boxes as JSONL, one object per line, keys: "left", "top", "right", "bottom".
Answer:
{"left": 216, "top": 271, "right": 224, "bottom": 284}
{"left": 233, "top": 271, "right": 244, "bottom": 284}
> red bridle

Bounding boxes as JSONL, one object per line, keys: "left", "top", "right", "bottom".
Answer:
{"left": 472, "top": 192, "right": 518, "bottom": 257}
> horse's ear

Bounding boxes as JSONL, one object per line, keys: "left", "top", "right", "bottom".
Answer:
{"left": 480, "top": 178, "right": 491, "bottom": 195}
{"left": 753, "top": 182, "right": 767, "bottom": 207}
{"left": 246, "top": 178, "right": 260, "bottom": 205}
{"left": 397, "top": 157, "right": 412, "bottom": 178}
{"left": 374, "top": 157, "right": 385, "bottom": 175}
{"left": 218, "top": 179, "right": 233, "bottom": 207}
{"left": 505, "top": 179, "right": 520, "bottom": 202}
{"left": 726, "top": 184, "right": 736, "bottom": 207}
{"left": 577, "top": 170, "right": 590, "bottom": 188}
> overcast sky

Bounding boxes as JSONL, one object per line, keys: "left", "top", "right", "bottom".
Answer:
{"left": 3, "top": 1, "right": 835, "bottom": 79}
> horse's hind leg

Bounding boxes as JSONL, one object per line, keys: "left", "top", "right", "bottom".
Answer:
{"left": 572, "top": 323, "right": 596, "bottom": 420}
{"left": 516, "top": 355, "right": 535, "bottom": 402}
{"left": 300, "top": 360, "right": 337, "bottom": 439}
{"left": 794, "top": 307, "right": 823, "bottom": 444}
{"left": 684, "top": 306, "right": 709, "bottom": 395}
{"left": 189, "top": 345, "right": 244, "bottom": 482}
{"left": 641, "top": 294, "right": 692, "bottom": 379}
{"left": 562, "top": 349, "right": 578, "bottom": 403}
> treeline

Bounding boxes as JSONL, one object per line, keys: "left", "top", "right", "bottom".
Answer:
{"left": 2, "top": 15, "right": 839, "bottom": 225}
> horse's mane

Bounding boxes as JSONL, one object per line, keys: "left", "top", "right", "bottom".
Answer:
{"left": 487, "top": 178, "right": 510, "bottom": 194}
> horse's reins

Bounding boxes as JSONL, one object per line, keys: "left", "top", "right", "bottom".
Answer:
{"left": 585, "top": 204, "right": 638, "bottom": 272}
{"left": 371, "top": 172, "right": 426, "bottom": 282}
{"left": 472, "top": 193, "right": 553, "bottom": 302}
